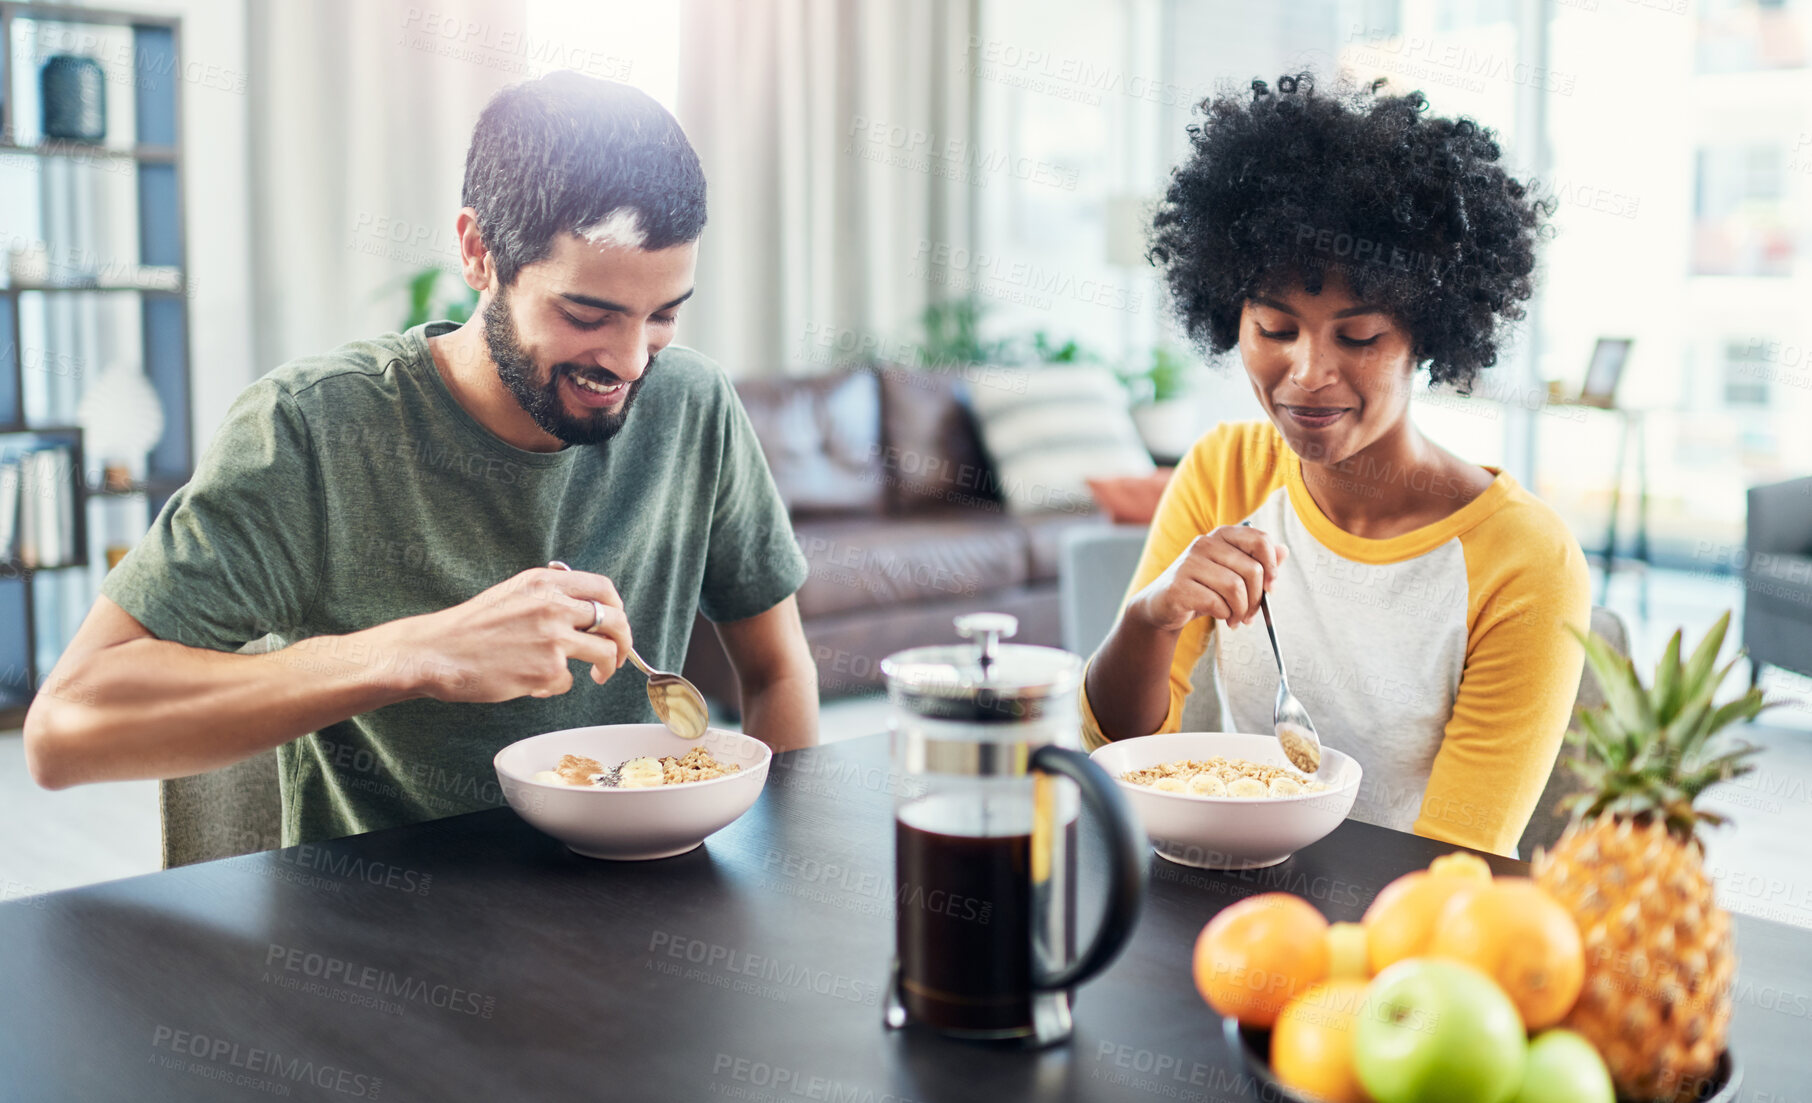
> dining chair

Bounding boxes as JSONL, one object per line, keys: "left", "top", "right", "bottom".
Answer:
{"left": 159, "top": 749, "right": 282, "bottom": 868}
{"left": 158, "top": 635, "right": 284, "bottom": 868}
{"left": 1056, "top": 526, "right": 1631, "bottom": 859}
{"left": 1058, "top": 523, "right": 1150, "bottom": 656}
{"left": 1516, "top": 604, "right": 1628, "bottom": 859}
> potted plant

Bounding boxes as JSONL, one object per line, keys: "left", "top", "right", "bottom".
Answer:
{"left": 908, "top": 299, "right": 1105, "bottom": 370}
{"left": 910, "top": 297, "right": 1013, "bottom": 367}
{"left": 396, "top": 266, "right": 480, "bottom": 330}
{"left": 1120, "top": 344, "right": 1200, "bottom": 458}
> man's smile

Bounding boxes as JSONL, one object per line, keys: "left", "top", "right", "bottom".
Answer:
{"left": 562, "top": 370, "right": 630, "bottom": 408}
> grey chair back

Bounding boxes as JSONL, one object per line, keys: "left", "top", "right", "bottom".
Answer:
{"left": 1742, "top": 475, "right": 1812, "bottom": 680}
{"left": 159, "top": 750, "right": 283, "bottom": 868}
{"left": 1517, "top": 604, "right": 1629, "bottom": 859}
{"left": 158, "top": 634, "right": 285, "bottom": 868}
{"left": 1059, "top": 523, "right": 1147, "bottom": 656}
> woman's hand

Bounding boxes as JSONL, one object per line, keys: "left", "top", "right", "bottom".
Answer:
{"left": 1128, "top": 525, "right": 1288, "bottom": 633}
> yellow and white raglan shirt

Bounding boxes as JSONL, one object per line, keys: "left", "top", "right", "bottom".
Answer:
{"left": 1081, "top": 421, "right": 1591, "bottom": 857}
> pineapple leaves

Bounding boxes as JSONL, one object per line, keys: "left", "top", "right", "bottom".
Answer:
{"left": 1680, "top": 611, "right": 1732, "bottom": 703}
{"left": 1566, "top": 610, "right": 1776, "bottom": 843}
{"left": 1570, "top": 625, "right": 1655, "bottom": 736}
{"left": 1693, "top": 687, "right": 1765, "bottom": 751}
{"left": 1677, "top": 741, "right": 1761, "bottom": 799}
{"left": 1653, "top": 629, "right": 1684, "bottom": 720}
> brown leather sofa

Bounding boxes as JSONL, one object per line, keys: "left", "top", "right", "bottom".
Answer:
{"left": 682, "top": 364, "right": 1103, "bottom": 711}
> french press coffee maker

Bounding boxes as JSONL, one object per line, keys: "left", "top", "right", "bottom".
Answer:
{"left": 881, "top": 613, "right": 1147, "bottom": 1046}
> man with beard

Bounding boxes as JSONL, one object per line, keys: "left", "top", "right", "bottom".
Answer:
{"left": 23, "top": 73, "right": 817, "bottom": 846}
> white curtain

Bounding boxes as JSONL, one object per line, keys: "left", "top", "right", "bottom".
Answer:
{"left": 245, "top": 0, "right": 529, "bottom": 370}
{"left": 678, "top": 0, "right": 981, "bottom": 376}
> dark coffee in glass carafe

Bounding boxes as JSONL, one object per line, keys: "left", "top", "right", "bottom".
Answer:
{"left": 895, "top": 790, "right": 1081, "bottom": 1034}
{"left": 881, "top": 614, "right": 1147, "bottom": 1047}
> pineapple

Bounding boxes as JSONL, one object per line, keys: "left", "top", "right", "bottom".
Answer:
{"left": 1533, "top": 611, "right": 1769, "bottom": 1103}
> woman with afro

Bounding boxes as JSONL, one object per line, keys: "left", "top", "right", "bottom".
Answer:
{"left": 1083, "top": 74, "right": 1590, "bottom": 857}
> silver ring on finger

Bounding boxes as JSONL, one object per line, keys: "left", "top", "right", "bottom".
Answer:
{"left": 588, "top": 599, "right": 605, "bottom": 633}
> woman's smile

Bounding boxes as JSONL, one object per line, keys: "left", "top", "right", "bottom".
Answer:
{"left": 1275, "top": 404, "right": 1353, "bottom": 430}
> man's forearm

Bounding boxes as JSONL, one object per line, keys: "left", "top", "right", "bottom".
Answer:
{"left": 25, "top": 628, "right": 421, "bottom": 789}
{"left": 738, "top": 670, "right": 819, "bottom": 753}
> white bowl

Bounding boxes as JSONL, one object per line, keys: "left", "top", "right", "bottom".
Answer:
{"left": 1089, "top": 732, "right": 1362, "bottom": 870}
{"left": 494, "top": 724, "right": 770, "bottom": 860}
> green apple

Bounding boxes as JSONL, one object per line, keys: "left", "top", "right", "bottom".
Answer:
{"left": 1354, "top": 959, "right": 1527, "bottom": 1103}
{"left": 1512, "top": 1030, "right": 1614, "bottom": 1103}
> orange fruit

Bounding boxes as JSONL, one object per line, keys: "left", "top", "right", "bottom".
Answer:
{"left": 1326, "top": 922, "right": 1370, "bottom": 980}
{"left": 1272, "top": 979, "right": 1372, "bottom": 1103}
{"left": 1362, "top": 871, "right": 1486, "bottom": 975}
{"left": 1428, "top": 851, "right": 1493, "bottom": 883}
{"left": 1430, "top": 876, "right": 1585, "bottom": 1030}
{"left": 1193, "top": 893, "right": 1330, "bottom": 1028}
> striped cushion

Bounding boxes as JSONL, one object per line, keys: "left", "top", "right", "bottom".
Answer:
{"left": 967, "top": 366, "right": 1155, "bottom": 515}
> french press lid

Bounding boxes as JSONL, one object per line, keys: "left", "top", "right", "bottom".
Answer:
{"left": 879, "top": 613, "right": 1083, "bottom": 723}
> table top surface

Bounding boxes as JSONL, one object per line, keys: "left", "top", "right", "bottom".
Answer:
{"left": 2, "top": 734, "right": 1806, "bottom": 1103}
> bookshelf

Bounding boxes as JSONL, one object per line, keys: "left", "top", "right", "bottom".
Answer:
{"left": 0, "top": 2, "right": 194, "bottom": 726}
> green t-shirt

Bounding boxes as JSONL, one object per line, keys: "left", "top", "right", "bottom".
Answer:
{"left": 102, "top": 322, "right": 807, "bottom": 845}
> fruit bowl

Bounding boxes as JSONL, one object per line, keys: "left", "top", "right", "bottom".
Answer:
{"left": 1090, "top": 732, "right": 1361, "bottom": 869}
{"left": 1221, "top": 1018, "right": 1744, "bottom": 1103}
{"left": 494, "top": 724, "right": 770, "bottom": 860}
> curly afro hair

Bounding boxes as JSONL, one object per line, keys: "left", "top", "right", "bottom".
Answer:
{"left": 1148, "top": 73, "right": 1554, "bottom": 391}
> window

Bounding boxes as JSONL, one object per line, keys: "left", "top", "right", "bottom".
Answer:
{"left": 1437, "top": 0, "right": 1515, "bottom": 31}
{"left": 1695, "top": 0, "right": 1809, "bottom": 72}
{"left": 1357, "top": 0, "right": 1402, "bottom": 38}
{"left": 1692, "top": 144, "right": 1794, "bottom": 276}
{"left": 1722, "top": 340, "right": 1772, "bottom": 406}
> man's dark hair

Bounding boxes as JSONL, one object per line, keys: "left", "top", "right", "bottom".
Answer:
{"left": 461, "top": 71, "right": 706, "bottom": 286}
{"left": 1149, "top": 73, "right": 1554, "bottom": 391}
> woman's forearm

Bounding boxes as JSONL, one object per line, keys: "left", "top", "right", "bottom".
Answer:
{"left": 1084, "top": 601, "right": 1185, "bottom": 742}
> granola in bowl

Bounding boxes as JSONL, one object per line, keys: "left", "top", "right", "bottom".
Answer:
{"left": 1118, "top": 756, "right": 1327, "bottom": 799}
{"left": 532, "top": 747, "right": 742, "bottom": 789}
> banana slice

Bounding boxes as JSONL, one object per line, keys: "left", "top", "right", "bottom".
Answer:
{"left": 1268, "top": 777, "right": 1304, "bottom": 797}
{"left": 1227, "top": 777, "right": 1269, "bottom": 799}
{"left": 1152, "top": 777, "right": 1186, "bottom": 793}
{"left": 617, "top": 756, "right": 666, "bottom": 788}
{"left": 1186, "top": 773, "right": 1227, "bottom": 797}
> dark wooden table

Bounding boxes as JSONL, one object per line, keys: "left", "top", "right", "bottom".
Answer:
{"left": 2, "top": 735, "right": 1806, "bottom": 1102}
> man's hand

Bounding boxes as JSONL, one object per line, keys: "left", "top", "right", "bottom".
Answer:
{"left": 373, "top": 566, "right": 633, "bottom": 702}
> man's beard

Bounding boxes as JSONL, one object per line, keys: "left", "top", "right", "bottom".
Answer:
{"left": 482, "top": 286, "right": 650, "bottom": 447}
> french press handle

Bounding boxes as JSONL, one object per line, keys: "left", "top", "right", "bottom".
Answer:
{"left": 1028, "top": 745, "right": 1147, "bottom": 991}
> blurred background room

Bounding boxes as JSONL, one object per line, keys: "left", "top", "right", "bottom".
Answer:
{"left": 1, "top": 0, "right": 1808, "bottom": 928}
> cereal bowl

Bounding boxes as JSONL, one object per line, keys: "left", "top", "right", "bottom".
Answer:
{"left": 494, "top": 724, "right": 770, "bottom": 860}
{"left": 1089, "top": 732, "right": 1361, "bottom": 870}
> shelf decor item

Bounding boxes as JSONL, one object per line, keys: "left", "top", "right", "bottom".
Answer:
{"left": 77, "top": 361, "right": 167, "bottom": 493}
{"left": 41, "top": 54, "right": 107, "bottom": 142}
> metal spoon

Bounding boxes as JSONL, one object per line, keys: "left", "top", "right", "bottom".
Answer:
{"left": 546, "top": 560, "right": 709, "bottom": 739}
{"left": 1237, "top": 523, "right": 1324, "bottom": 775}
